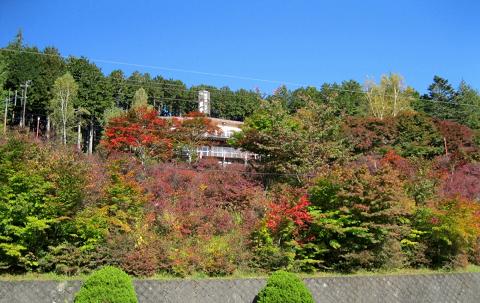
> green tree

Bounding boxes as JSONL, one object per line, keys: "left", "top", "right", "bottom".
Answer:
{"left": 67, "top": 57, "right": 113, "bottom": 152}
{"left": 0, "top": 137, "right": 86, "bottom": 271}
{"left": 308, "top": 165, "right": 415, "bottom": 270}
{"left": 204, "top": 86, "right": 261, "bottom": 120}
{"left": 415, "top": 76, "right": 458, "bottom": 121}
{"left": 232, "top": 100, "right": 346, "bottom": 184}
{"left": 456, "top": 81, "right": 480, "bottom": 130}
{"left": 0, "top": 52, "right": 8, "bottom": 134}
{"left": 320, "top": 80, "right": 368, "bottom": 116}
{"left": 107, "top": 70, "right": 128, "bottom": 109}
{"left": 49, "top": 73, "right": 78, "bottom": 144}
{"left": 288, "top": 86, "right": 322, "bottom": 113}
{"left": 3, "top": 32, "right": 66, "bottom": 119}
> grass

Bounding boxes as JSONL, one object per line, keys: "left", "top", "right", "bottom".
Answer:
{"left": 0, "top": 272, "right": 88, "bottom": 281}
{"left": 1, "top": 265, "right": 479, "bottom": 281}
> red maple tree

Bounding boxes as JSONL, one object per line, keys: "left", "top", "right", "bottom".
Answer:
{"left": 102, "top": 106, "right": 174, "bottom": 162}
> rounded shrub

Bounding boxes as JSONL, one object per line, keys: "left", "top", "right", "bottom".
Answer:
{"left": 257, "top": 270, "right": 314, "bottom": 303}
{"left": 74, "top": 266, "right": 138, "bottom": 303}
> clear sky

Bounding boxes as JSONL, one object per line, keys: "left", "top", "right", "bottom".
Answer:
{"left": 1, "top": 0, "right": 479, "bottom": 94}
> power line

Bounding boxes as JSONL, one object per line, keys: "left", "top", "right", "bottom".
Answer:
{"left": 0, "top": 47, "right": 304, "bottom": 87}
{"left": 0, "top": 48, "right": 263, "bottom": 98}
{"left": 120, "top": 78, "right": 259, "bottom": 96}
{"left": 115, "top": 80, "right": 480, "bottom": 110}
{"left": 2, "top": 47, "right": 480, "bottom": 110}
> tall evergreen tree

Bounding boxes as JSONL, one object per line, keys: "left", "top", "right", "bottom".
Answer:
{"left": 457, "top": 81, "right": 480, "bottom": 130}
{"left": 415, "top": 76, "right": 458, "bottom": 121}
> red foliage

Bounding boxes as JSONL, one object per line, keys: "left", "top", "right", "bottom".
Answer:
{"left": 146, "top": 161, "right": 265, "bottom": 237}
{"left": 435, "top": 120, "right": 476, "bottom": 154}
{"left": 102, "top": 106, "right": 174, "bottom": 161}
{"left": 441, "top": 163, "right": 480, "bottom": 201}
{"left": 171, "top": 112, "right": 219, "bottom": 147}
{"left": 343, "top": 116, "right": 397, "bottom": 152}
{"left": 380, "top": 150, "right": 415, "bottom": 179}
{"left": 140, "top": 160, "right": 267, "bottom": 275}
{"left": 121, "top": 246, "right": 159, "bottom": 277}
{"left": 185, "top": 111, "right": 208, "bottom": 118}
{"left": 266, "top": 195, "right": 312, "bottom": 233}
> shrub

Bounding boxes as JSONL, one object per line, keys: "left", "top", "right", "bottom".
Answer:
{"left": 146, "top": 161, "right": 266, "bottom": 276}
{"left": 74, "top": 266, "right": 138, "bottom": 303}
{"left": 257, "top": 270, "right": 314, "bottom": 303}
{"left": 121, "top": 246, "right": 159, "bottom": 277}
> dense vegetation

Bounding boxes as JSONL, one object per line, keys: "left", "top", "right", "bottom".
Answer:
{"left": 0, "top": 32, "right": 480, "bottom": 277}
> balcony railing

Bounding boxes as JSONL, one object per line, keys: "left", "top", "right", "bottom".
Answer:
{"left": 196, "top": 146, "right": 258, "bottom": 160}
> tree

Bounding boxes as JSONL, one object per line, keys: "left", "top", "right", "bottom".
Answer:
{"left": 0, "top": 137, "right": 86, "bottom": 271}
{"left": 320, "top": 80, "right": 368, "bottom": 116}
{"left": 101, "top": 106, "right": 173, "bottom": 163}
{"left": 365, "top": 73, "right": 414, "bottom": 119}
{"left": 132, "top": 87, "right": 148, "bottom": 109}
{"left": 435, "top": 119, "right": 477, "bottom": 160}
{"left": 3, "top": 33, "right": 66, "bottom": 119}
{"left": 231, "top": 100, "right": 304, "bottom": 184}
{"left": 207, "top": 86, "right": 262, "bottom": 121}
{"left": 415, "top": 76, "right": 458, "bottom": 121}
{"left": 107, "top": 70, "right": 128, "bottom": 109}
{"left": 0, "top": 52, "right": 8, "bottom": 134}
{"left": 171, "top": 111, "right": 219, "bottom": 162}
{"left": 456, "top": 81, "right": 480, "bottom": 130}
{"left": 307, "top": 165, "right": 415, "bottom": 270}
{"left": 49, "top": 73, "right": 78, "bottom": 144}
{"left": 344, "top": 112, "right": 444, "bottom": 158}
{"left": 287, "top": 86, "right": 321, "bottom": 113}
{"left": 232, "top": 100, "right": 347, "bottom": 184}
{"left": 441, "top": 163, "right": 480, "bottom": 201}
{"left": 67, "top": 57, "right": 113, "bottom": 153}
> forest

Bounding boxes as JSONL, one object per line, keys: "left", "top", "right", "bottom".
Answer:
{"left": 0, "top": 32, "right": 480, "bottom": 277}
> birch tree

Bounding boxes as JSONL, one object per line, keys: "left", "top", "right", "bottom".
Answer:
{"left": 365, "top": 73, "right": 414, "bottom": 119}
{"left": 50, "top": 72, "right": 78, "bottom": 144}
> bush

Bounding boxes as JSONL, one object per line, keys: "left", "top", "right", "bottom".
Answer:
{"left": 257, "top": 271, "right": 314, "bottom": 303}
{"left": 74, "top": 266, "right": 138, "bottom": 303}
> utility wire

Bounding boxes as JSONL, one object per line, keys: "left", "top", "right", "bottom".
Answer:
{"left": 2, "top": 47, "right": 480, "bottom": 110}
{"left": 106, "top": 80, "right": 480, "bottom": 111}
{"left": 0, "top": 48, "right": 304, "bottom": 87}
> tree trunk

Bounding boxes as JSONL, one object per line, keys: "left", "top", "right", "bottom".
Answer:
{"left": 88, "top": 121, "right": 94, "bottom": 155}
{"left": 77, "top": 123, "right": 82, "bottom": 151}
{"left": 46, "top": 116, "right": 50, "bottom": 140}
{"left": 63, "top": 118, "right": 67, "bottom": 145}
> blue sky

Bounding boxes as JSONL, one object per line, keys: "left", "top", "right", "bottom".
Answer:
{"left": 1, "top": 0, "right": 479, "bottom": 94}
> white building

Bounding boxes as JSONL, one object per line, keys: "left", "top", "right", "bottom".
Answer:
{"left": 162, "top": 90, "right": 258, "bottom": 165}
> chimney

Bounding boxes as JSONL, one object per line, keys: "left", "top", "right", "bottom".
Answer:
{"left": 198, "top": 90, "right": 210, "bottom": 116}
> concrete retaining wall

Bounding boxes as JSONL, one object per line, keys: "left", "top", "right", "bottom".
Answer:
{"left": 0, "top": 272, "right": 479, "bottom": 303}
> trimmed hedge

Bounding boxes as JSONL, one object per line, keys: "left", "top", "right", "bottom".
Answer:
{"left": 74, "top": 266, "right": 138, "bottom": 303}
{"left": 257, "top": 270, "right": 314, "bottom": 303}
